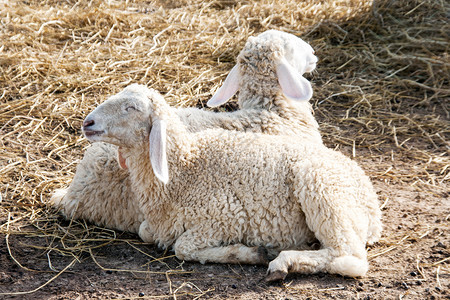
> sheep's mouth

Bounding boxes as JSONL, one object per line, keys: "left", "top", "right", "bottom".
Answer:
{"left": 83, "top": 129, "right": 104, "bottom": 137}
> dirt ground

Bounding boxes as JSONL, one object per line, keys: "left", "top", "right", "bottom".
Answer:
{"left": 0, "top": 0, "right": 449, "bottom": 299}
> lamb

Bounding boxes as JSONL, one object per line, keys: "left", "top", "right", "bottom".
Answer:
{"left": 208, "top": 29, "right": 321, "bottom": 143}
{"left": 52, "top": 30, "right": 323, "bottom": 233}
{"left": 80, "top": 84, "right": 382, "bottom": 281}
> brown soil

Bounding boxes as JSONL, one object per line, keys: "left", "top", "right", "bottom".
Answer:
{"left": 0, "top": 0, "right": 448, "bottom": 299}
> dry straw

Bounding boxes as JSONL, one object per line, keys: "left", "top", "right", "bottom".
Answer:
{"left": 0, "top": 0, "right": 448, "bottom": 296}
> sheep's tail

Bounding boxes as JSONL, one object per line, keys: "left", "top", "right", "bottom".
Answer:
{"left": 50, "top": 188, "right": 68, "bottom": 207}
{"left": 328, "top": 255, "right": 369, "bottom": 277}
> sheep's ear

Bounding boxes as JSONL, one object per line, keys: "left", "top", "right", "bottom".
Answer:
{"left": 207, "top": 65, "right": 240, "bottom": 107}
{"left": 276, "top": 58, "right": 313, "bottom": 101}
{"left": 149, "top": 119, "right": 169, "bottom": 184}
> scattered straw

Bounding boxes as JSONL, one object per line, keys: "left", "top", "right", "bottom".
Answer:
{"left": 0, "top": 257, "right": 77, "bottom": 296}
{"left": 0, "top": 0, "right": 448, "bottom": 297}
{"left": 88, "top": 248, "right": 189, "bottom": 276}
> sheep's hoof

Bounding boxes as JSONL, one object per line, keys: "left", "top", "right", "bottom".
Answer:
{"left": 265, "top": 270, "right": 288, "bottom": 283}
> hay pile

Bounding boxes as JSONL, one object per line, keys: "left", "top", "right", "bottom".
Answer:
{"left": 0, "top": 0, "right": 448, "bottom": 296}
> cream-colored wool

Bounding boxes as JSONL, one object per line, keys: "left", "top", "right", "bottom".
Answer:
{"left": 52, "top": 142, "right": 144, "bottom": 233}
{"left": 207, "top": 29, "right": 321, "bottom": 143}
{"left": 52, "top": 106, "right": 316, "bottom": 233}
{"left": 78, "top": 84, "right": 382, "bottom": 280}
{"left": 51, "top": 108, "right": 269, "bottom": 232}
{"left": 52, "top": 30, "right": 323, "bottom": 233}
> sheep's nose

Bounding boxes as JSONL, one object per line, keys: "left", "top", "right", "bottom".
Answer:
{"left": 83, "top": 119, "right": 95, "bottom": 128}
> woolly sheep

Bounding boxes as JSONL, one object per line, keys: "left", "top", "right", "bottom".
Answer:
{"left": 80, "top": 84, "right": 382, "bottom": 281}
{"left": 51, "top": 106, "right": 316, "bottom": 233}
{"left": 52, "top": 30, "right": 323, "bottom": 232}
{"left": 207, "top": 29, "right": 321, "bottom": 143}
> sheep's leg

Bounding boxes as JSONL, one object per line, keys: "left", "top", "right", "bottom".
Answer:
{"left": 265, "top": 216, "right": 370, "bottom": 282}
{"left": 138, "top": 220, "right": 156, "bottom": 244}
{"left": 173, "top": 231, "right": 268, "bottom": 265}
{"left": 266, "top": 249, "right": 368, "bottom": 282}
{"left": 265, "top": 174, "right": 371, "bottom": 282}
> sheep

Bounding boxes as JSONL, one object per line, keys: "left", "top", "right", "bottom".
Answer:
{"left": 52, "top": 29, "right": 323, "bottom": 232}
{"left": 207, "top": 29, "right": 321, "bottom": 143}
{"left": 80, "top": 84, "right": 382, "bottom": 281}
{"left": 51, "top": 106, "right": 316, "bottom": 233}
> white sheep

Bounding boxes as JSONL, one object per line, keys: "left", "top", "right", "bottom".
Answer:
{"left": 207, "top": 29, "right": 321, "bottom": 143}
{"left": 52, "top": 30, "right": 323, "bottom": 232}
{"left": 80, "top": 84, "right": 382, "bottom": 281}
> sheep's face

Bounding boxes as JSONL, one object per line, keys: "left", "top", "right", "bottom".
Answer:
{"left": 83, "top": 84, "right": 170, "bottom": 183}
{"left": 284, "top": 38, "right": 317, "bottom": 73}
{"left": 82, "top": 85, "right": 152, "bottom": 148}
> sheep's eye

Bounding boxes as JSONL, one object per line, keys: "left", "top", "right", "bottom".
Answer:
{"left": 125, "top": 106, "right": 137, "bottom": 112}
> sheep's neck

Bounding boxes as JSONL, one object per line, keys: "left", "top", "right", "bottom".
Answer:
{"left": 126, "top": 146, "right": 163, "bottom": 202}
{"left": 126, "top": 125, "right": 192, "bottom": 206}
{"left": 237, "top": 76, "right": 320, "bottom": 140}
{"left": 238, "top": 80, "right": 310, "bottom": 118}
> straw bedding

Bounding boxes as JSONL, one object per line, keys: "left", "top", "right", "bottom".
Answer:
{"left": 0, "top": 0, "right": 448, "bottom": 298}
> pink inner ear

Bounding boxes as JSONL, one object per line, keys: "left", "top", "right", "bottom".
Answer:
{"left": 206, "top": 64, "right": 240, "bottom": 107}
{"left": 117, "top": 148, "right": 128, "bottom": 170}
{"left": 276, "top": 58, "right": 313, "bottom": 101}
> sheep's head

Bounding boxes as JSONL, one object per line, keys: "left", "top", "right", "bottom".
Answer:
{"left": 82, "top": 84, "right": 152, "bottom": 147}
{"left": 207, "top": 29, "right": 317, "bottom": 107}
{"left": 83, "top": 84, "right": 169, "bottom": 184}
{"left": 258, "top": 30, "right": 318, "bottom": 74}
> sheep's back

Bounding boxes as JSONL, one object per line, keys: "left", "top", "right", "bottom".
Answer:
{"left": 163, "top": 131, "right": 378, "bottom": 249}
